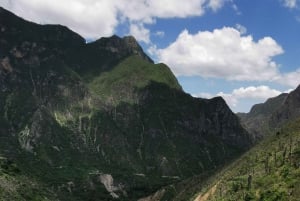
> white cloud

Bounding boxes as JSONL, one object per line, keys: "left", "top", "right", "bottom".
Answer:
{"left": 282, "top": 0, "right": 297, "bottom": 8}
{"left": 147, "top": 44, "right": 158, "bottom": 57}
{"left": 221, "top": 86, "right": 281, "bottom": 100}
{"left": 218, "top": 86, "right": 282, "bottom": 109}
{"left": 208, "top": 0, "right": 225, "bottom": 12}
{"left": 273, "top": 69, "right": 300, "bottom": 87}
{"left": 0, "top": 0, "right": 228, "bottom": 40}
{"left": 156, "top": 27, "right": 284, "bottom": 81}
{"left": 129, "top": 23, "right": 150, "bottom": 44}
{"left": 1, "top": 0, "right": 119, "bottom": 38}
{"left": 192, "top": 92, "right": 214, "bottom": 99}
{"left": 195, "top": 86, "right": 282, "bottom": 109}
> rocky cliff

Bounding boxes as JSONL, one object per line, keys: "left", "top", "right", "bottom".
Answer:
{"left": 270, "top": 85, "right": 300, "bottom": 128}
{"left": 238, "top": 85, "right": 300, "bottom": 140}
{"left": 237, "top": 93, "right": 288, "bottom": 140}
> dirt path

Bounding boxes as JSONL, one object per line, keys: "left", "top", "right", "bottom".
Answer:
{"left": 194, "top": 182, "right": 219, "bottom": 201}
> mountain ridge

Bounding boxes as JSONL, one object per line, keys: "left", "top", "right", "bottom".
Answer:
{"left": 142, "top": 84, "right": 300, "bottom": 201}
{"left": 237, "top": 85, "right": 300, "bottom": 140}
{"left": 237, "top": 93, "right": 288, "bottom": 140}
{"left": 0, "top": 6, "right": 252, "bottom": 200}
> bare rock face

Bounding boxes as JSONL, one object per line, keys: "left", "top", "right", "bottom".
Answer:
{"left": 99, "top": 174, "right": 126, "bottom": 198}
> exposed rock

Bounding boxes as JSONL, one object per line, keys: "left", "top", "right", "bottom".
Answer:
{"left": 99, "top": 174, "right": 123, "bottom": 198}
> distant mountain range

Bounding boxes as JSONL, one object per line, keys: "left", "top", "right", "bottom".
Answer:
{"left": 0, "top": 7, "right": 252, "bottom": 200}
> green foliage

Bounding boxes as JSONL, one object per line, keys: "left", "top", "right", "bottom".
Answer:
{"left": 245, "top": 191, "right": 255, "bottom": 201}
{"left": 88, "top": 55, "right": 181, "bottom": 104}
{"left": 0, "top": 157, "right": 57, "bottom": 200}
{"left": 259, "top": 189, "right": 287, "bottom": 201}
{"left": 187, "top": 118, "right": 300, "bottom": 201}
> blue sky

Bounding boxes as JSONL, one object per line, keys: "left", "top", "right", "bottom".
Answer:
{"left": 1, "top": 0, "right": 300, "bottom": 112}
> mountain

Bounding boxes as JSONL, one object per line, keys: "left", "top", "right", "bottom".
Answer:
{"left": 144, "top": 85, "right": 300, "bottom": 201}
{"left": 271, "top": 85, "right": 300, "bottom": 128}
{"left": 189, "top": 117, "right": 300, "bottom": 201}
{"left": 0, "top": 7, "right": 252, "bottom": 200}
{"left": 238, "top": 85, "right": 300, "bottom": 141}
{"left": 237, "top": 93, "right": 288, "bottom": 140}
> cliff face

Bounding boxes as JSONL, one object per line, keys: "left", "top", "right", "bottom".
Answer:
{"left": 238, "top": 85, "right": 300, "bottom": 141}
{"left": 237, "top": 93, "right": 288, "bottom": 140}
{"left": 270, "top": 85, "right": 300, "bottom": 128}
{"left": 0, "top": 7, "right": 252, "bottom": 200}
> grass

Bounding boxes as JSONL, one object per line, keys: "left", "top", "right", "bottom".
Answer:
{"left": 88, "top": 55, "right": 181, "bottom": 104}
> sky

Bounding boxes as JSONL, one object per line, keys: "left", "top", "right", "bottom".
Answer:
{"left": 1, "top": 0, "right": 300, "bottom": 112}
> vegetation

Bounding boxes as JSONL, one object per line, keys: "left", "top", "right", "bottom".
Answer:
{"left": 0, "top": 6, "right": 259, "bottom": 201}
{"left": 0, "top": 156, "right": 58, "bottom": 200}
{"left": 190, "top": 118, "right": 300, "bottom": 201}
{"left": 88, "top": 55, "right": 181, "bottom": 104}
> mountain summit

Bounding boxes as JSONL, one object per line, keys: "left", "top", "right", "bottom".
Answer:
{"left": 0, "top": 7, "right": 252, "bottom": 200}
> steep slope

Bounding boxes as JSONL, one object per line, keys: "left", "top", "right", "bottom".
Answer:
{"left": 0, "top": 7, "right": 252, "bottom": 200}
{"left": 238, "top": 85, "right": 300, "bottom": 140}
{"left": 237, "top": 93, "right": 288, "bottom": 140}
{"left": 66, "top": 34, "right": 153, "bottom": 80}
{"left": 156, "top": 87, "right": 300, "bottom": 201}
{"left": 190, "top": 117, "right": 300, "bottom": 201}
{"left": 88, "top": 55, "right": 181, "bottom": 104}
{"left": 271, "top": 85, "right": 300, "bottom": 128}
{"left": 0, "top": 157, "right": 59, "bottom": 200}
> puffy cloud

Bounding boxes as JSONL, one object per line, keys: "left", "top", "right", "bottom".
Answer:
{"left": 195, "top": 86, "right": 282, "bottom": 109}
{"left": 1, "top": 0, "right": 119, "bottom": 38}
{"left": 157, "top": 27, "right": 284, "bottom": 81}
{"left": 218, "top": 86, "right": 282, "bottom": 109}
{"left": 208, "top": 0, "right": 225, "bottom": 11}
{"left": 0, "top": 0, "right": 228, "bottom": 39}
{"left": 220, "top": 85, "right": 281, "bottom": 100}
{"left": 273, "top": 69, "right": 300, "bottom": 87}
